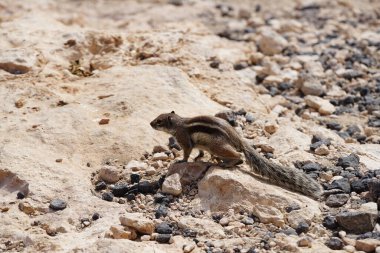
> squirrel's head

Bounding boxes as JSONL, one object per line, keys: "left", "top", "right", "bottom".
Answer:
{"left": 150, "top": 111, "right": 180, "bottom": 134}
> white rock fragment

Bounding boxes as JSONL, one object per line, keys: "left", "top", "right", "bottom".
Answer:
{"left": 305, "top": 95, "right": 335, "bottom": 115}
{"left": 152, "top": 152, "right": 169, "bottom": 161}
{"left": 99, "top": 166, "right": 119, "bottom": 183}
{"left": 162, "top": 173, "right": 182, "bottom": 196}
{"left": 125, "top": 160, "right": 148, "bottom": 171}
{"left": 258, "top": 30, "right": 288, "bottom": 56}
{"left": 120, "top": 213, "right": 155, "bottom": 234}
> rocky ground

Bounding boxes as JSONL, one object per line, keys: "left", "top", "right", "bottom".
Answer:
{"left": 1, "top": 0, "right": 380, "bottom": 252}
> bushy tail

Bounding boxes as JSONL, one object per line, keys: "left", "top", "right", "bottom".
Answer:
{"left": 242, "top": 142, "right": 322, "bottom": 200}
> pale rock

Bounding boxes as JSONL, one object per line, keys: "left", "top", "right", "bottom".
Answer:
{"left": 120, "top": 213, "right": 154, "bottom": 234}
{"left": 162, "top": 173, "right": 182, "bottom": 196}
{"left": 278, "top": 19, "right": 303, "bottom": 33}
{"left": 301, "top": 79, "right": 324, "bottom": 96}
{"left": 297, "top": 237, "right": 312, "bottom": 247}
{"left": 264, "top": 122, "right": 279, "bottom": 134}
{"left": 304, "top": 61, "right": 324, "bottom": 77}
{"left": 124, "top": 160, "right": 148, "bottom": 171}
{"left": 343, "top": 245, "right": 356, "bottom": 253}
{"left": 145, "top": 167, "right": 156, "bottom": 176}
{"left": 315, "top": 145, "right": 329, "bottom": 156}
{"left": 286, "top": 209, "right": 312, "bottom": 229}
{"left": 99, "top": 165, "right": 120, "bottom": 183}
{"left": 258, "top": 30, "right": 288, "bottom": 56}
{"left": 110, "top": 225, "right": 137, "bottom": 240}
{"left": 305, "top": 95, "right": 335, "bottom": 115}
{"left": 320, "top": 171, "right": 333, "bottom": 182}
{"left": 152, "top": 152, "right": 169, "bottom": 161}
{"left": 198, "top": 168, "right": 320, "bottom": 228}
{"left": 178, "top": 216, "right": 225, "bottom": 238}
{"left": 140, "top": 235, "right": 151, "bottom": 241}
{"left": 356, "top": 239, "right": 380, "bottom": 253}
{"left": 183, "top": 243, "right": 195, "bottom": 253}
{"left": 219, "top": 217, "right": 229, "bottom": 226}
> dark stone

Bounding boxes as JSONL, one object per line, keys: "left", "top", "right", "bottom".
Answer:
{"left": 285, "top": 203, "right": 301, "bottom": 213}
{"left": 17, "top": 192, "right": 25, "bottom": 199}
{"left": 337, "top": 131, "right": 350, "bottom": 140}
{"left": 155, "top": 204, "right": 168, "bottom": 218}
{"left": 233, "top": 62, "right": 248, "bottom": 70}
{"left": 264, "top": 153, "right": 273, "bottom": 159}
{"left": 302, "top": 163, "right": 321, "bottom": 173}
{"left": 95, "top": 181, "right": 107, "bottom": 191}
{"left": 323, "top": 216, "right": 338, "bottom": 229}
{"left": 368, "top": 118, "right": 380, "bottom": 128}
{"left": 340, "top": 170, "right": 356, "bottom": 179}
{"left": 130, "top": 173, "right": 140, "bottom": 184}
{"left": 351, "top": 178, "right": 370, "bottom": 193}
{"left": 92, "top": 213, "right": 100, "bottom": 220}
{"left": 158, "top": 175, "right": 166, "bottom": 188}
{"left": 212, "top": 213, "right": 222, "bottom": 222}
{"left": 311, "top": 135, "right": 323, "bottom": 143}
{"left": 336, "top": 211, "right": 377, "bottom": 234}
{"left": 138, "top": 181, "right": 157, "bottom": 194}
{"left": 247, "top": 248, "right": 258, "bottom": 253}
{"left": 215, "top": 111, "right": 237, "bottom": 126}
{"left": 235, "top": 108, "right": 247, "bottom": 116}
{"left": 336, "top": 153, "right": 360, "bottom": 168}
{"left": 182, "top": 228, "right": 197, "bottom": 237}
{"left": 125, "top": 193, "right": 136, "bottom": 201}
{"left": 327, "top": 178, "right": 351, "bottom": 193}
{"left": 154, "top": 193, "right": 167, "bottom": 203}
{"left": 155, "top": 234, "right": 171, "bottom": 243}
{"left": 369, "top": 179, "right": 380, "bottom": 202}
{"left": 101, "top": 192, "right": 114, "bottom": 202}
{"left": 346, "top": 125, "right": 361, "bottom": 136}
{"left": 295, "top": 221, "right": 309, "bottom": 234}
{"left": 310, "top": 139, "right": 331, "bottom": 151}
{"left": 280, "top": 228, "right": 297, "bottom": 236}
{"left": 325, "top": 194, "right": 349, "bottom": 207}
{"left": 49, "top": 199, "right": 67, "bottom": 210}
{"left": 168, "top": 137, "right": 181, "bottom": 150}
{"left": 360, "top": 87, "right": 371, "bottom": 96}
{"left": 326, "top": 122, "right": 342, "bottom": 131}
{"left": 111, "top": 183, "right": 129, "bottom": 197}
{"left": 326, "top": 237, "right": 343, "bottom": 250}
{"left": 341, "top": 70, "right": 363, "bottom": 80}
{"left": 209, "top": 60, "right": 220, "bottom": 69}
{"left": 278, "top": 82, "right": 292, "bottom": 91}
{"left": 156, "top": 222, "right": 173, "bottom": 234}
{"left": 355, "top": 134, "right": 367, "bottom": 143}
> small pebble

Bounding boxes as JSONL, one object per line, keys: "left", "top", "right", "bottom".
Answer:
{"left": 49, "top": 199, "right": 67, "bottom": 211}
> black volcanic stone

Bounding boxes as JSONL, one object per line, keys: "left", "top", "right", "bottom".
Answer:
{"left": 125, "top": 193, "right": 136, "bottom": 201}
{"left": 111, "top": 183, "right": 129, "bottom": 197}
{"left": 326, "top": 122, "right": 342, "bottom": 131}
{"left": 346, "top": 124, "right": 360, "bottom": 136}
{"left": 368, "top": 118, "right": 380, "bottom": 127}
{"left": 233, "top": 62, "right": 248, "bottom": 70}
{"left": 337, "top": 131, "right": 350, "bottom": 140}
{"left": 183, "top": 228, "right": 197, "bottom": 237}
{"left": 285, "top": 203, "right": 301, "bottom": 213}
{"left": 280, "top": 228, "right": 297, "bottom": 236}
{"left": 95, "top": 181, "right": 107, "bottom": 191}
{"left": 155, "top": 204, "right": 168, "bottom": 218}
{"left": 336, "top": 153, "right": 360, "bottom": 168}
{"left": 302, "top": 163, "right": 321, "bottom": 173}
{"left": 369, "top": 179, "right": 380, "bottom": 202}
{"left": 130, "top": 173, "right": 140, "bottom": 184}
{"left": 92, "top": 213, "right": 100, "bottom": 220}
{"left": 138, "top": 181, "right": 157, "bottom": 194}
{"left": 326, "top": 237, "right": 343, "bottom": 250}
{"left": 351, "top": 178, "right": 370, "bottom": 193}
{"left": 323, "top": 216, "right": 338, "bottom": 229}
{"left": 325, "top": 194, "right": 349, "bottom": 207}
{"left": 327, "top": 178, "right": 351, "bottom": 193}
{"left": 296, "top": 221, "right": 309, "bottom": 234}
{"left": 101, "top": 192, "right": 114, "bottom": 202}
{"left": 336, "top": 211, "right": 377, "bottom": 234}
{"left": 340, "top": 170, "right": 356, "bottom": 179}
{"left": 156, "top": 234, "right": 171, "bottom": 243}
{"left": 49, "top": 199, "right": 67, "bottom": 210}
{"left": 17, "top": 192, "right": 25, "bottom": 199}
{"left": 156, "top": 222, "right": 173, "bottom": 234}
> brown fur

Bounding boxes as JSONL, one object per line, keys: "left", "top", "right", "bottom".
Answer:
{"left": 150, "top": 112, "right": 322, "bottom": 199}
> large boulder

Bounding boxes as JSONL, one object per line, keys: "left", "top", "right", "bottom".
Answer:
{"left": 198, "top": 167, "right": 320, "bottom": 227}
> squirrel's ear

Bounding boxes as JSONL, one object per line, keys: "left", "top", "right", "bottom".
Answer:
{"left": 171, "top": 111, "right": 175, "bottom": 114}
{"left": 167, "top": 116, "right": 172, "bottom": 126}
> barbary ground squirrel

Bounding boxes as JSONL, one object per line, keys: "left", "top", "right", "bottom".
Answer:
{"left": 150, "top": 111, "right": 322, "bottom": 199}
